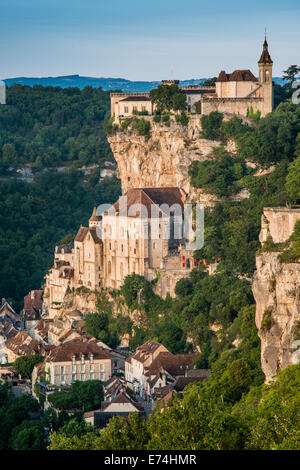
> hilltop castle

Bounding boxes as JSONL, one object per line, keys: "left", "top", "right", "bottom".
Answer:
{"left": 111, "top": 39, "right": 273, "bottom": 123}
{"left": 44, "top": 38, "right": 273, "bottom": 317}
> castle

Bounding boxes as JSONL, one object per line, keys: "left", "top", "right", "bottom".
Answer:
{"left": 44, "top": 38, "right": 273, "bottom": 317}
{"left": 111, "top": 39, "right": 273, "bottom": 123}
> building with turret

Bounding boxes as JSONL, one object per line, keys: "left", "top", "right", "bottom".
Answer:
{"left": 110, "top": 39, "right": 273, "bottom": 122}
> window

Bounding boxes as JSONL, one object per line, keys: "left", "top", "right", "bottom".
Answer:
{"left": 81, "top": 356, "right": 85, "bottom": 364}
{"left": 61, "top": 366, "right": 65, "bottom": 374}
{"left": 72, "top": 374, "right": 76, "bottom": 382}
{"left": 124, "top": 106, "right": 128, "bottom": 113}
{"left": 61, "top": 375, "right": 65, "bottom": 384}
{"left": 90, "top": 355, "right": 93, "bottom": 363}
{"left": 72, "top": 365, "right": 76, "bottom": 373}
{"left": 81, "top": 374, "right": 85, "bottom": 381}
{"left": 100, "top": 363, "right": 104, "bottom": 371}
{"left": 100, "top": 373, "right": 104, "bottom": 381}
{"left": 90, "top": 373, "right": 94, "bottom": 380}
{"left": 81, "top": 364, "right": 85, "bottom": 372}
{"left": 90, "top": 364, "right": 94, "bottom": 372}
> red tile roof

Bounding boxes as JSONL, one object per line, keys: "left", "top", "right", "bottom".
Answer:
{"left": 46, "top": 338, "right": 112, "bottom": 363}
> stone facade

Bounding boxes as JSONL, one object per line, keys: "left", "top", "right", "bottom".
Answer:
{"left": 43, "top": 338, "right": 112, "bottom": 385}
{"left": 44, "top": 188, "right": 196, "bottom": 311}
{"left": 111, "top": 39, "right": 273, "bottom": 123}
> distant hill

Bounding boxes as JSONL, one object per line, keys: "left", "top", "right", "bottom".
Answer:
{"left": 3, "top": 74, "right": 286, "bottom": 91}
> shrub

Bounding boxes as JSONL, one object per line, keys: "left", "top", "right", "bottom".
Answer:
{"left": 261, "top": 308, "right": 274, "bottom": 332}
{"left": 175, "top": 113, "right": 189, "bottom": 126}
{"left": 201, "top": 111, "right": 223, "bottom": 140}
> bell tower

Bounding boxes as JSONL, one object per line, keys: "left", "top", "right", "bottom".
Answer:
{"left": 258, "top": 35, "right": 273, "bottom": 115}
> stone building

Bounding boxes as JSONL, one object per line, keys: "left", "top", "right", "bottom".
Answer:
{"left": 110, "top": 39, "right": 273, "bottom": 122}
{"left": 44, "top": 188, "right": 196, "bottom": 312}
{"left": 42, "top": 338, "right": 112, "bottom": 385}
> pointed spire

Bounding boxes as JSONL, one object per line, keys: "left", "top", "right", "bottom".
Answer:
{"left": 258, "top": 34, "right": 273, "bottom": 64}
{"left": 89, "top": 206, "right": 100, "bottom": 222}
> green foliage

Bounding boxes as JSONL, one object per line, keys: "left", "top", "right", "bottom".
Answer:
{"left": 285, "top": 139, "right": 300, "bottom": 203}
{"left": 278, "top": 220, "right": 300, "bottom": 263}
{"left": 201, "top": 111, "right": 223, "bottom": 140}
{"left": 189, "top": 151, "right": 249, "bottom": 196}
{"left": 202, "top": 77, "right": 217, "bottom": 86}
{"left": 0, "top": 84, "right": 113, "bottom": 170}
{"left": 47, "top": 380, "right": 104, "bottom": 412}
{"left": 175, "top": 113, "right": 189, "bottom": 126}
{"left": 261, "top": 308, "right": 274, "bottom": 332}
{"left": 9, "top": 420, "right": 46, "bottom": 450}
{"left": 193, "top": 159, "right": 290, "bottom": 276}
{"left": 0, "top": 392, "right": 40, "bottom": 450}
{"left": 237, "top": 101, "right": 300, "bottom": 166}
{"left": 14, "top": 354, "right": 43, "bottom": 379}
{"left": 84, "top": 312, "right": 119, "bottom": 348}
{"left": 149, "top": 84, "right": 186, "bottom": 113}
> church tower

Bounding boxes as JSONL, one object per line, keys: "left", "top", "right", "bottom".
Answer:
{"left": 89, "top": 207, "right": 100, "bottom": 228}
{"left": 258, "top": 36, "right": 273, "bottom": 115}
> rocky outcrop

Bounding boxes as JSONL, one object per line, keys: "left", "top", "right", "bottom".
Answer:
{"left": 108, "top": 116, "right": 221, "bottom": 199}
{"left": 253, "top": 208, "right": 300, "bottom": 382}
{"left": 259, "top": 207, "right": 300, "bottom": 244}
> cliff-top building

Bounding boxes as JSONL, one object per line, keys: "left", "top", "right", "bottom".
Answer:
{"left": 110, "top": 39, "right": 273, "bottom": 123}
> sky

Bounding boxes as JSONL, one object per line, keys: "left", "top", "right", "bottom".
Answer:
{"left": 0, "top": 0, "right": 299, "bottom": 81}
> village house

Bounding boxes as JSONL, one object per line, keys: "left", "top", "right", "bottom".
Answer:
{"left": 125, "top": 339, "right": 201, "bottom": 398}
{"left": 4, "top": 330, "right": 45, "bottom": 363}
{"left": 84, "top": 389, "right": 145, "bottom": 428}
{"left": 40, "top": 338, "right": 112, "bottom": 386}
{"left": 21, "top": 290, "right": 43, "bottom": 332}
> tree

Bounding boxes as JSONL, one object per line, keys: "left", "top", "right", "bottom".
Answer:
{"left": 202, "top": 77, "right": 217, "bottom": 87}
{"left": 47, "top": 380, "right": 104, "bottom": 412}
{"left": 150, "top": 84, "right": 186, "bottom": 113}
{"left": 14, "top": 354, "right": 44, "bottom": 379}
{"left": 201, "top": 112, "right": 223, "bottom": 140}
{"left": 285, "top": 145, "right": 300, "bottom": 204}
{"left": 84, "top": 312, "right": 109, "bottom": 338}
{"left": 9, "top": 420, "right": 46, "bottom": 450}
{"left": 283, "top": 65, "right": 300, "bottom": 85}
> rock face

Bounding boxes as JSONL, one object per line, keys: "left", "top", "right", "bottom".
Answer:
{"left": 252, "top": 208, "right": 300, "bottom": 382}
{"left": 108, "top": 116, "right": 221, "bottom": 199}
{"left": 259, "top": 207, "right": 300, "bottom": 244}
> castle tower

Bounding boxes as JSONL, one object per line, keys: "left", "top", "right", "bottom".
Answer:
{"left": 89, "top": 207, "right": 100, "bottom": 228}
{"left": 258, "top": 36, "right": 273, "bottom": 115}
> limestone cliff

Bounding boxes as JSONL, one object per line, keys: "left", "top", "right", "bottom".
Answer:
{"left": 108, "top": 115, "right": 221, "bottom": 199}
{"left": 252, "top": 208, "right": 300, "bottom": 382}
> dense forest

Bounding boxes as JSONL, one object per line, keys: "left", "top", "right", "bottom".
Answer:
{"left": 0, "top": 85, "right": 113, "bottom": 172}
{"left": 0, "top": 84, "right": 121, "bottom": 309}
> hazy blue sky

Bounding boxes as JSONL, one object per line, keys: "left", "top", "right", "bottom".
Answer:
{"left": 0, "top": 0, "right": 299, "bottom": 80}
